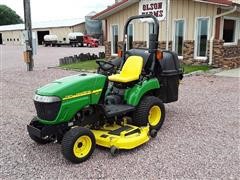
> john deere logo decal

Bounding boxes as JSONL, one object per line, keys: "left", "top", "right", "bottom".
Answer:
{"left": 63, "top": 89, "right": 102, "bottom": 101}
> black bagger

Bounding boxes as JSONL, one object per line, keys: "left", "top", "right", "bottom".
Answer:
{"left": 157, "top": 51, "right": 183, "bottom": 103}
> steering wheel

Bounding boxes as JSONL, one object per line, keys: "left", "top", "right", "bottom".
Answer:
{"left": 96, "top": 60, "right": 115, "bottom": 71}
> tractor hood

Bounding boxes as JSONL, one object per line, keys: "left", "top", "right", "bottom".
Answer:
{"left": 35, "top": 73, "right": 106, "bottom": 100}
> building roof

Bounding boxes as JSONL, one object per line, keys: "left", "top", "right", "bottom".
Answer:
{"left": 93, "top": 0, "right": 237, "bottom": 20}
{"left": 0, "top": 18, "right": 85, "bottom": 32}
{"left": 93, "top": 0, "right": 138, "bottom": 20}
{"left": 194, "top": 0, "right": 233, "bottom": 6}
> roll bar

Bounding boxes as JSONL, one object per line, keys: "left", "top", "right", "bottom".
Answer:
{"left": 121, "top": 15, "right": 160, "bottom": 74}
{"left": 123, "top": 14, "right": 159, "bottom": 54}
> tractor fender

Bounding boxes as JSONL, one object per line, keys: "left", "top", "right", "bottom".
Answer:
{"left": 124, "top": 78, "right": 160, "bottom": 106}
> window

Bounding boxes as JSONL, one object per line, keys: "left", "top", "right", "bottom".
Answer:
{"left": 237, "top": 20, "right": 240, "bottom": 40}
{"left": 7, "top": 38, "right": 9, "bottom": 41}
{"left": 195, "top": 17, "right": 209, "bottom": 58}
{"left": 111, "top": 25, "right": 118, "bottom": 55}
{"left": 149, "top": 23, "right": 154, "bottom": 34}
{"left": 14, "top": 38, "right": 15, "bottom": 41}
{"left": 147, "top": 22, "right": 155, "bottom": 47}
{"left": 222, "top": 18, "right": 238, "bottom": 45}
{"left": 63, "top": 37, "right": 66, "bottom": 41}
{"left": 17, "top": 38, "right": 19, "bottom": 41}
{"left": 173, "top": 20, "right": 185, "bottom": 57}
{"left": 127, "top": 24, "right": 133, "bottom": 50}
{"left": 10, "top": 38, "right": 12, "bottom": 41}
{"left": 239, "top": 21, "right": 240, "bottom": 39}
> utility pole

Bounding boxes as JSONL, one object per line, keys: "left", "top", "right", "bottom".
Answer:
{"left": 166, "top": 0, "right": 170, "bottom": 50}
{"left": 23, "top": 0, "right": 33, "bottom": 71}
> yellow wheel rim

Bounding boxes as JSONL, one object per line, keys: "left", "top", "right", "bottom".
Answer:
{"left": 148, "top": 105, "right": 161, "bottom": 126}
{"left": 73, "top": 135, "right": 92, "bottom": 158}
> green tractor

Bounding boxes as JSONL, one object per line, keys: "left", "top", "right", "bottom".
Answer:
{"left": 27, "top": 15, "right": 183, "bottom": 163}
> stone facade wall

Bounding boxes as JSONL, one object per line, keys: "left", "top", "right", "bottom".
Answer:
{"left": 212, "top": 40, "right": 240, "bottom": 69}
{"left": 182, "top": 40, "right": 210, "bottom": 65}
{"left": 104, "top": 41, "right": 111, "bottom": 59}
{"left": 133, "top": 41, "right": 147, "bottom": 48}
{"left": 221, "top": 57, "right": 240, "bottom": 69}
{"left": 105, "top": 41, "right": 147, "bottom": 59}
{"left": 223, "top": 44, "right": 240, "bottom": 58}
{"left": 157, "top": 41, "right": 172, "bottom": 50}
{"left": 182, "top": 40, "right": 195, "bottom": 65}
{"left": 212, "top": 40, "right": 224, "bottom": 67}
{"left": 104, "top": 40, "right": 240, "bottom": 68}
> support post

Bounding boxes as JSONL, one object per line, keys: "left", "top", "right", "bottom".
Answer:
{"left": 23, "top": 0, "right": 34, "bottom": 71}
{"left": 166, "top": 0, "right": 170, "bottom": 50}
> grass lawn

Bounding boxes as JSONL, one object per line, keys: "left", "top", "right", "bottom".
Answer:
{"left": 60, "top": 60, "right": 98, "bottom": 70}
{"left": 182, "top": 65, "right": 211, "bottom": 74}
{"left": 60, "top": 60, "right": 211, "bottom": 74}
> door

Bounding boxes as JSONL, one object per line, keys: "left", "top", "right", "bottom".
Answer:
{"left": 111, "top": 25, "right": 118, "bottom": 55}
{"left": 37, "top": 31, "right": 49, "bottom": 45}
{"left": 0, "top": 33, "right": 2, "bottom": 44}
{"left": 127, "top": 24, "right": 133, "bottom": 50}
{"left": 173, "top": 20, "right": 184, "bottom": 57}
{"left": 195, "top": 17, "right": 209, "bottom": 59}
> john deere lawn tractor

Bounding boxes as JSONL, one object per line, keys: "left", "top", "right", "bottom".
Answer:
{"left": 27, "top": 15, "right": 183, "bottom": 163}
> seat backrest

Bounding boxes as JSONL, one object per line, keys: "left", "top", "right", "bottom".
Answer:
{"left": 121, "top": 56, "right": 143, "bottom": 77}
{"left": 126, "top": 49, "right": 153, "bottom": 74}
{"left": 126, "top": 49, "right": 150, "bottom": 67}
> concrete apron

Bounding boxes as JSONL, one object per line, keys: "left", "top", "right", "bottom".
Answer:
{"left": 215, "top": 68, "right": 240, "bottom": 78}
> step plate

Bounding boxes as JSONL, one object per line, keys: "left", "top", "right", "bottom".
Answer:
{"left": 105, "top": 105, "right": 135, "bottom": 117}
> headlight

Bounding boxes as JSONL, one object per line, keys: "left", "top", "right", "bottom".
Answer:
{"left": 33, "top": 94, "right": 61, "bottom": 103}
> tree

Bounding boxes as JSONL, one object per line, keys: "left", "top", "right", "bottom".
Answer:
{"left": 0, "top": 5, "right": 23, "bottom": 25}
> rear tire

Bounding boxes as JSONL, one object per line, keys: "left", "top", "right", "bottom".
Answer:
{"left": 133, "top": 96, "right": 165, "bottom": 131}
{"left": 61, "top": 127, "right": 96, "bottom": 163}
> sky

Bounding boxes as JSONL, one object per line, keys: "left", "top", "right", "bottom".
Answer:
{"left": 0, "top": 0, "right": 116, "bottom": 22}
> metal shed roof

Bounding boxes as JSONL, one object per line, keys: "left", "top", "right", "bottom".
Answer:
{"left": 0, "top": 18, "right": 85, "bottom": 32}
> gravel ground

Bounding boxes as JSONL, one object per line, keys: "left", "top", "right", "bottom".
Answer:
{"left": 0, "top": 45, "right": 239, "bottom": 179}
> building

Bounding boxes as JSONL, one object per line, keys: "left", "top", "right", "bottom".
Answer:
{"left": 93, "top": 0, "right": 240, "bottom": 68}
{"left": 0, "top": 19, "right": 85, "bottom": 45}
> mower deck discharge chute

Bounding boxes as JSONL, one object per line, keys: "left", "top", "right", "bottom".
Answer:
{"left": 27, "top": 15, "right": 183, "bottom": 163}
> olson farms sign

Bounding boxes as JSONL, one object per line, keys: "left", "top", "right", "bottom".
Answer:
{"left": 139, "top": 0, "right": 167, "bottom": 21}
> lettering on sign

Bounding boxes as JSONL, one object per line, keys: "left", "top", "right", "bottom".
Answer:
{"left": 139, "top": 0, "right": 167, "bottom": 21}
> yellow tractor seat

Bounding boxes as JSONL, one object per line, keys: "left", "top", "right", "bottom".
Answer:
{"left": 108, "top": 56, "right": 143, "bottom": 83}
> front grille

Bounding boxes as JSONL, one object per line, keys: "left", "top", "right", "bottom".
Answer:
{"left": 34, "top": 101, "right": 61, "bottom": 121}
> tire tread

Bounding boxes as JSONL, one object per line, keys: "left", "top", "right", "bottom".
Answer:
{"left": 133, "top": 96, "right": 165, "bottom": 131}
{"left": 61, "top": 127, "right": 96, "bottom": 163}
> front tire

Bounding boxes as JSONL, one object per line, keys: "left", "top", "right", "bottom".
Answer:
{"left": 61, "top": 127, "right": 96, "bottom": 163}
{"left": 133, "top": 96, "right": 165, "bottom": 131}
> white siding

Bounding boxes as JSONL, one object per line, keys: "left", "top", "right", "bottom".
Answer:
{"left": 106, "top": 0, "right": 218, "bottom": 42}
{"left": 1, "top": 30, "right": 23, "bottom": 45}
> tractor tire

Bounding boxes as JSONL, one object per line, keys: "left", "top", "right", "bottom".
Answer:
{"left": 133, "top": 96, "right": 165, "bottom": 131}
{"left": 61, "top": 127, "right": 96, "bottom": 163}
{"left": 28, "top": 131, "right": 52, "bottom": 144}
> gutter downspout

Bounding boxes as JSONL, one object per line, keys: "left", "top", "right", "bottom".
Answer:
{"left": 209, "top": 6, "right": 237, "bottom": 65}
{"left": 166, "top": 0, "right": 170, "bottom": 50}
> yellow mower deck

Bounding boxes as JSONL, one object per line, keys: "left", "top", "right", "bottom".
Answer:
{"left": 91, "top": 123, "right": 150, "bottom": 150}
